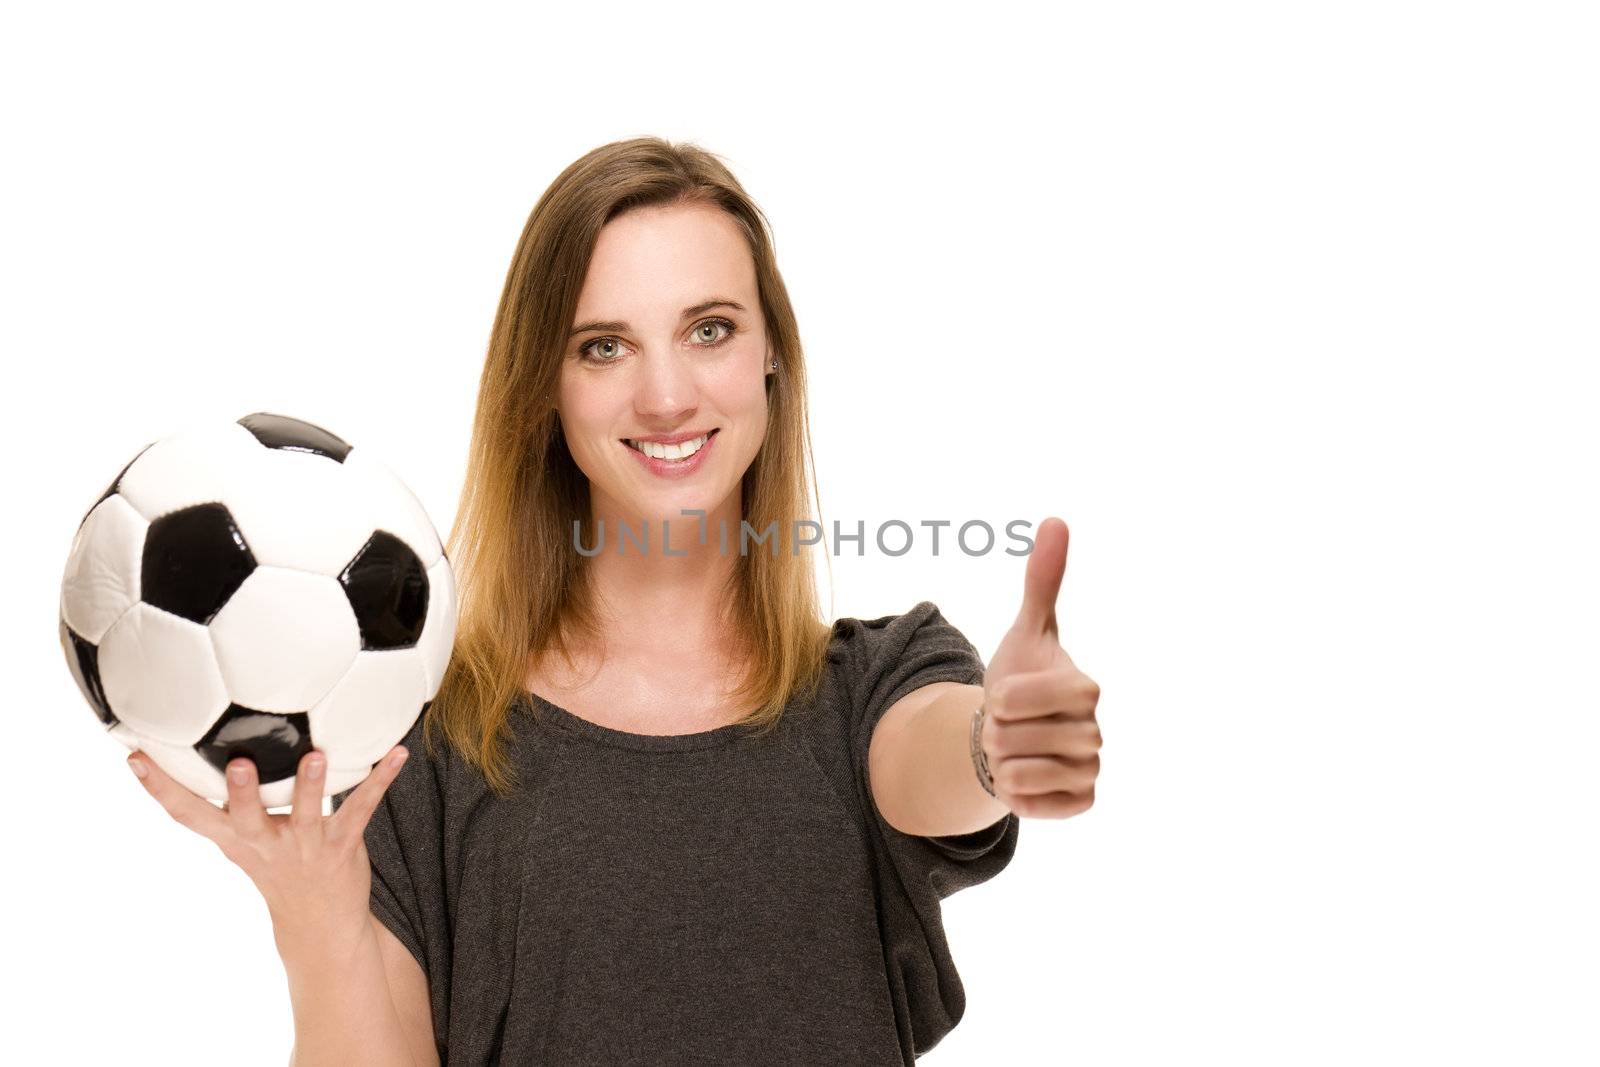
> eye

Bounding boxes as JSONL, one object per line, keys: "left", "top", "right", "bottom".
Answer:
{"left": 692, "top": 318, "right": 737, "bottom": 345}
{"left": 575, "top": 318, "right": 737, "bottom": 365}
{"left": 577, "top": 336, "right": 626, "bottom": 364}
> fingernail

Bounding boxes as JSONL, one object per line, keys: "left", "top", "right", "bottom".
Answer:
{"left": 229, "top": 762, "right": 249, "bottom": 785}
{"left": 388, "top": 747, "right": 408, "bottom": 769}
{"left": 127, "top": 756, "right": 147, "bottom": 779}
{"left": 307, "top": 754, "right": 325, "bottom": 780}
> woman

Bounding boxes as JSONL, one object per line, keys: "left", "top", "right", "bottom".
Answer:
{"left": 126, "top": 136, "right": 1103, "bottom": 1065}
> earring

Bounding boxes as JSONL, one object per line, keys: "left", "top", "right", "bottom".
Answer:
{"left": 770, "top": 359, "right": 778, "bottom": 371}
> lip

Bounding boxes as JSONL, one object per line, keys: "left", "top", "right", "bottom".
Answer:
{"left": 623, "top": 428, "right": 719, "bottom": 446}
{"left": 622, "top": 428, "right": 719, "bottom": 479}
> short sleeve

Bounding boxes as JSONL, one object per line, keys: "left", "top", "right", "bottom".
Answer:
{"left": 329, "top": 710, "right": 451, "bottom": 1032}
{"left": 841, "top": 599, "right": 1021, "bottom": 1057}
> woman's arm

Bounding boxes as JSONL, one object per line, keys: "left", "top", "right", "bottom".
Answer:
{"left": 870, "top": 681, "right": 1011, "bottom": 837}
{"left": 370, "top": 916, "right": 440, "bottom": 1067}
{"left": 281, "top": 913, "right": 437, "bottom": 1067}
{"left": 125, "top": 742, "right": 431, "bottom": 1067}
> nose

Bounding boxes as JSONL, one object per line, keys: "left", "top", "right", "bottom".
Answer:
{"left": 632, "top": 346, "right": 699, "bottom": 424}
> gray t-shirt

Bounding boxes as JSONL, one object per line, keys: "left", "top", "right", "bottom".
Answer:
{"left": 331, "top": 599, "right": 1020, "bottom": 1065}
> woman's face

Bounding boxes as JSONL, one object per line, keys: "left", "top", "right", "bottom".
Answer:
{"left": 556, "top": 201, "right": 772, "bottom": 530}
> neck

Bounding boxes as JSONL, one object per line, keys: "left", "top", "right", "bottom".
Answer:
{"left": 577, "top": 490, "right": 746, "bottom": 663}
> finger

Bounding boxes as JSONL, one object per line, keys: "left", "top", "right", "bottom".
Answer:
{"left": 1009, "top": 790, "right": 1095, "bottom": 819}
{"left": 223, "top": 757, "right": 270, "bottom": 838}
{"left": 326, "top": 745, "right": 409, "bottom": 844}
{"left": 128, "top": 750, "right": 234, "bottom": 843}
{"left": 289, "top": 749, "right": 327, "bottom": 834}
{"left": 996, "top": 755, "right": 1099, "bottom": 796}
{"left": 989, "top": 667, "right": 1100, "bottom": 721}
{"left": 1015, "top": 517, "right": 1068, "bottom": 638}
{"left": 987, "top": 718, "right": 1102, "bottom": 762}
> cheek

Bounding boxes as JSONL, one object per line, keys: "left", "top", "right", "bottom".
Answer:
{"left": 556, "top": 378, "right": 620, "bottom": 432}
{"left": 710, "top": 345, "right": 772, "bottom": 407}
{"left": 557, "top": 407, "right": 621, "bottom": 471}
{"left": 720, "top": 372, "right": 769, "bottom": 411}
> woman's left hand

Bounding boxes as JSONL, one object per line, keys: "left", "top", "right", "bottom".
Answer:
{"left": 979, "top": 517, "right": 1102, "bottom": 818}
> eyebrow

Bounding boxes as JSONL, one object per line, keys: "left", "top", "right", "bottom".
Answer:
{"left": 569, "top": 298, "right": 747, "bottom": 338}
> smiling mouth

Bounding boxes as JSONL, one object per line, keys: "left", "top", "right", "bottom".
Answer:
{"left": 621, "top": 428, "right": 719, "bottom": 461}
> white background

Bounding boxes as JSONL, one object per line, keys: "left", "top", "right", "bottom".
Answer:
{"left": 4, "top": 2, "right": 1596, "bottom": 1064}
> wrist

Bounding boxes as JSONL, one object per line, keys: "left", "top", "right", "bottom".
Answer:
{"left": 274, "top": 913, "right": 372, "bottom": 976}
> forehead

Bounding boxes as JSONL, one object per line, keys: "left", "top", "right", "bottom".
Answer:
{"left": 576, "top": 202, "right": 756, "bottom": 314}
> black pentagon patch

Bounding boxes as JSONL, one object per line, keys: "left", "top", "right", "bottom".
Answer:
{"left": 142, "top": 502, "right": 257, "bottom": 624}
{"left": 60, "top": 617, "right": 118, "bottom": 727}
{"left": 237, "top": 412, "right": 352, "bottom": 463}
{"left": 194, "top": 705, "right": 313, "bottom": 784}
{"left": 340, "top": 530, "right": 429, "bottom": 649}
{"left": 78, "top": 439, "right": 156, "bottom": 536}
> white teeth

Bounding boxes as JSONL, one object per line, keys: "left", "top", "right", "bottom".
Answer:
{"left": 627, "top": 432, "right": 710, "bottom": 461}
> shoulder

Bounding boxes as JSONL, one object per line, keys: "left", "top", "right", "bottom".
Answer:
{"left": 331, "top": 699, "right": 493, "bottom": 816}
{"left": 827, "top": 599, "right": 986, "bottom": 691}
{"left": 830, "top": 597, "right": 949, "bottom": 635}
{"left": 808, "top": 600, "right": 986, "bottom": 748}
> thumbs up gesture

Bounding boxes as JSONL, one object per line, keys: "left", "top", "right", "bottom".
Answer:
{"left": 978, "top": 517, "right": 1102, "bottom": 819}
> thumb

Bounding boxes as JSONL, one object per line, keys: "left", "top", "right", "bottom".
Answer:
{"left": 1016, "top": 517, "right": 1068, "bottom": 638}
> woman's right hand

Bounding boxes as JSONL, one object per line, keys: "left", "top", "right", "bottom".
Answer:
{"left": 125, "top": 744, "right": 410, "bottom": 951}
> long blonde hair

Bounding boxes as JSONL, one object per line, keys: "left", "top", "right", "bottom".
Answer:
{"left": 425, "top": 136, "right": 834, "bottom": 795}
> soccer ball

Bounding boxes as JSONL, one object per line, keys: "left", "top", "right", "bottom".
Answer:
{"left": 58, "top": 412, "right": 456, "bottom": 809}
